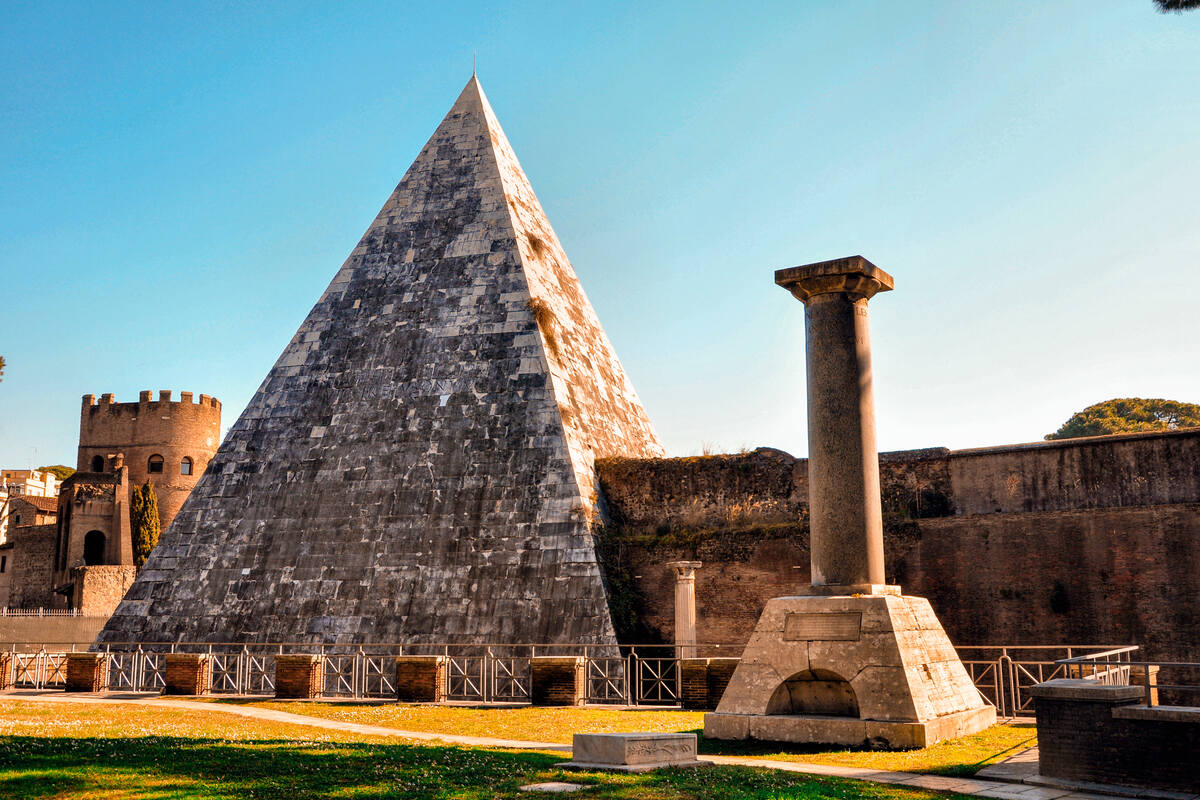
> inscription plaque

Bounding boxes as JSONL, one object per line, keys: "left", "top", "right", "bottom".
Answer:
{"left": 783, "top": 612, "right": 862, "bottom": 641}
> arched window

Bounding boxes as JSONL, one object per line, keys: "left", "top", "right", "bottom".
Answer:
{"left": 83, "top": 530, "right": 106, "bottom": 566}
{"left": 90, "top": 455, "right": 104, "bottom": 472}
{"left": 147, "top": 454, "right": 164, "bottom": 474}
{"left": 180, "top": 457, "right": 193, "bottom": 476}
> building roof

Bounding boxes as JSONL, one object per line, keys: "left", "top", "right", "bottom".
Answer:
{"left": 15, "top": 494, "right": 60, "bottom": 514}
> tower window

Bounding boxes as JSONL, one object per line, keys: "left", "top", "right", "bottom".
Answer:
{"left": 147, "top": 455, "right": 164, "bottom": 474}
{"left": 180, "top": 457, "right": 193, "bottom": 476}
{"left": 91, "top": 455, "right": 104, "bottom": 472}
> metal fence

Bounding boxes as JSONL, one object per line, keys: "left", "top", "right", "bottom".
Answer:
{"left": 1059, "top": 646, "right": 1200, "bottom": 708}
{"left": 9, "top": 649, "right": 67, "bottom": 689}
{"left": 7, "top": 641, "right": 1159, "bottom": 713}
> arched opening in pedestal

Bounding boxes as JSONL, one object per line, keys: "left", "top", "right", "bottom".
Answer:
{"left": 765, "top": 668, "right": 859, "bottom": 717}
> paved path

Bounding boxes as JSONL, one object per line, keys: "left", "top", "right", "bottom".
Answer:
{"left": 3, "top": 692, "right": 1169, "bottom": 800}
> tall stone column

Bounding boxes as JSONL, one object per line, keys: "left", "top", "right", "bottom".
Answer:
{"left": 775, "top": 255, "right": 894, "bottom": 594}
{"left": 704, "top": 255, "right": 994, "bottom": 749}
{"left": 667, "top": 561, "right": 701, "bottom": 658}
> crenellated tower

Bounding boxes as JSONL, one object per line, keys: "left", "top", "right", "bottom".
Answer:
{"left": 77, "top": 391, "right": 221, "bottom": 532}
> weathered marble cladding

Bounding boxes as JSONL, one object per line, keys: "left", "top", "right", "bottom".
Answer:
{"left": 97, "top": 77, "right": 664, "bottom": 646}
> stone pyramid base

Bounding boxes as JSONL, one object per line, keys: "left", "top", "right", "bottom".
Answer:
{"left": 703, "top": 593, "right": 996, "bottom": 750}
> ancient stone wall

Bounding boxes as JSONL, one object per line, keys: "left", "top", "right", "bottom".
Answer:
{"left": 70, "top": 565, "right": 138, "bottom": 618}
{"left": 6, "top": 525, "right": 59, "bottom": 609}
{"left": 77, "top": 391, "right": 221, "bottom": 533}
{"left": 596, "top": 429, "right": 1200, "bottom": 662}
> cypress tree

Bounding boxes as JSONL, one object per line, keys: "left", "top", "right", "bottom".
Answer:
{"left": 130, "top": 480, "right": 161, "bottom": 567}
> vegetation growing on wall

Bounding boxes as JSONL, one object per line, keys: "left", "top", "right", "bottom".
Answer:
{"left": 130, "top": 481, "right": 161, "bottom": 567}
{"left": 1046, "top": 398, "right": 1200, "bottom": 440}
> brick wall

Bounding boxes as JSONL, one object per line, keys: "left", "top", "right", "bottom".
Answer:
{"left": 1033, "top": 679, "right": 1200, "bottom": 794}
{"left": 275, "top": 654, "right": 324, "bottom": 699}
{"left": 596, "top": 429, "right": 1200, "bottom": 661}
{"left": 164, "top": 654, "right": 211, "bottom": 695}
{"left": 530, "top": 657, "right": 584, "bottom": 706}
{"left": 395, "top": 656, "right": 445, "bottom": 703}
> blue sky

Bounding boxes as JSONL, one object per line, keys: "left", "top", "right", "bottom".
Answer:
{"left": 2, "top": 1, "right": 1198, "bottom": 467}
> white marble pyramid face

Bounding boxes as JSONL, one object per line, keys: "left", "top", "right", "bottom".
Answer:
{"left": 98, "top": 77, "right": 663, "bottom": 646}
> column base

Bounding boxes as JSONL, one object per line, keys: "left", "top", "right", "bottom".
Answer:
{"left": 798, "top": 584, "right": 901, "bottom": 597}
{"left": 704, "top": 593, "right": 995, "bottom": 750}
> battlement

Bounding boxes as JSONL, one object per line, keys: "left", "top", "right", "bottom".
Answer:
{"left": 82, "top": 391, "right": 221, "bottom": 410}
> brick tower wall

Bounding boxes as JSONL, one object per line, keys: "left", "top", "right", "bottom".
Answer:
{"left": 78, "top": 392, "right": 221, "bottom": 533}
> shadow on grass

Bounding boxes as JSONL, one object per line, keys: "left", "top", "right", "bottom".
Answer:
{"left": 0, "top": 736, "right": 969, "bottom": 800}
{"left": 693, "top": 722, "right": 1037, "bottom": 778}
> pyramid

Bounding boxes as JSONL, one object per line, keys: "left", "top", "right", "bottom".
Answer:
{"left": 97, "top": 77, "right": 664, "bottom": 646}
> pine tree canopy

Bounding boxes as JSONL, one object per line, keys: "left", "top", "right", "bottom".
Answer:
{"left": 1046, "top": 398, "right": 1200, "bottom": 440}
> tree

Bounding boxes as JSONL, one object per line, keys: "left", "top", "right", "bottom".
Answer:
{"left": 1155, "top": 0, "right": 1200, "bottom": 12}
{"left": 37, "top": 465, "right": 76, "bottom": 481}
{"left": 0, "top": 355, "right": 5, "bottom": 382}
{"left": 1046, "top": 398, "right": 1200, "bottom": 440}
{"left": 130, "top": 481, "right": 161, "bottom": 567}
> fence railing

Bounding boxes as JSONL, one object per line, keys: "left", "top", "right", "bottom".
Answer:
{"left": 0, "top": 608, "right": 91, "bottom": 617}
{"left": 4, "top": 641, "right": 1148, "bottom": 714}
{"left": 954, "top": 645, "right": 1137, "bottom": 718}
{"left": 1058, "top": 647, "right": 1200, "bottom": 708}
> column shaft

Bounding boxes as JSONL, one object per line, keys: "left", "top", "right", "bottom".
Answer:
{"left": 804, "top": 294, "right": 886, "bottom": 587}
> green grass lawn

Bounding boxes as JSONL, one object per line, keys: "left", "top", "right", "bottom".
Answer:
{"left": 0, "top": 700, "right": 983, "bottom": 799}
{"left": 213, "top": 700, "right": 1034, "bottom": 776}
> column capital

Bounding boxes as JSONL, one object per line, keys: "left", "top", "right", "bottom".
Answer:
{"left": 775, "top": 255, "right": 894, "bottom": 304}
{"left": 667, "top": 560, "right": 701, "bottom": 579}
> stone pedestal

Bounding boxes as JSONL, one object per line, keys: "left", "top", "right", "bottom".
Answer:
{"left": 531, "top": 656, "right": 586, "bottom": 706}
{"left": 164, "top": 653, "right": 211, "bottom": 695}
{"left": 275, "top": 654, "right": 325, "bottom": 699}
{"left": 65, "top": 653, "right": 108, "bottom": 692}
{"left": 705, "top": 595, "right": 994, "bottom": 748}
{"left": 558, "top": 733, "right": 706, "bottom": 772}
{"left": 395, "top": 656, "right": 446, "bottom": 703}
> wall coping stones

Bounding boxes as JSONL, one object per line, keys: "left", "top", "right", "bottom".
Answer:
{"left": 1029, "top": 679, "right": 1146, "bottom": 703}
{"left": 1111, "top": 705, "right": 1200, "bottom": 723}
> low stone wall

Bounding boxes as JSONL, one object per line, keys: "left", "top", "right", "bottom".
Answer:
{"left": 1032, "top": 679, "right": 1200, "bottom": 794}
{"left": 0, "top": 616, "right": 110, "bottom": 648}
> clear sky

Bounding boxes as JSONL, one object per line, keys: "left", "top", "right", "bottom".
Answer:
{"left": 2, "top": 1, "right": 1198, "bottom": 468}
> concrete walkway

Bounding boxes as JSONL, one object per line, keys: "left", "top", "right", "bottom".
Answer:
{"left": 2, "top": 692, "right": 1169, "bottom": 800}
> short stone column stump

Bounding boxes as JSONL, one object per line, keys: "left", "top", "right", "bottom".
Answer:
{"left": 530, "top": 656, "right": 585, "bottom": 706}
{"left": 558, "top": 733, "right": 706, "bottom": 772}
{"left": 65, "top": 653, "right": 108, "bottom": 692}
{"left": 395, "top": 656, "right": 446, "bottom": 703}
{"left": 164, "top": 654, "right": 212, "bottom": 695}
{"left": 275, "top": 654, "right": 325, "bottom": 699}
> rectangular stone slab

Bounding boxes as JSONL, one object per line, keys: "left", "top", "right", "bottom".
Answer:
{"left": 558, "top": 733, "right": 706, "bottom": 772}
